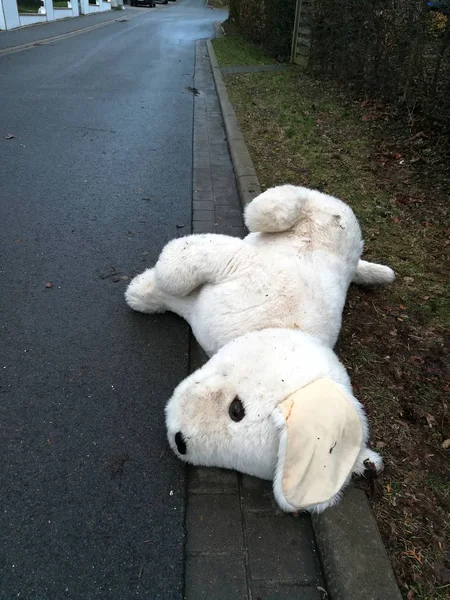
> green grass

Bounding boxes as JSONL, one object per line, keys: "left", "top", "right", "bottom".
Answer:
{"left": 212, "top": 34, "right": 276, "bottom": 67}
{"left": 218, "top": 56, "right": 449, "bottom": 600}
{"left": 53, "top": 1, "right": 70, "bottom": 7}
{"left": 223, "top": 69, "right": 449, "bottom": 325}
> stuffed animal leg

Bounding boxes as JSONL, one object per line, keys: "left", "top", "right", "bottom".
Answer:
{"left": 154, "top": 234, "right": 254, "bottom": 296}
{"left": 125, "top": 233, "right": 254, "bottom": 315}
{"left": 353, "top": 259, "right": 395, "bottom": 285}
{"left": 165, "top": 328, "right": 383, "bottom": 514}
{"left": 244, "top": 184, "right": 395, "bottom": 285}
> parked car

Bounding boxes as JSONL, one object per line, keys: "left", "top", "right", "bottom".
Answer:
{"left": 131, "top": 0, "right": 156, "bottom": 6}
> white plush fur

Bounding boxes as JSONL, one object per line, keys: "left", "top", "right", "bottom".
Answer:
{"left": 165, "top": 328, "right": 383, "bottom": 514}
{"left": 125, "top": 185, "right": 395, "bottom": 356}
{"left": 126, "top": 185, "right": 391, "bottom": 512}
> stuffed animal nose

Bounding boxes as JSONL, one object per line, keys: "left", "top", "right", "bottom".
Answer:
{"left": 175, "top": 432, "right": 187, "bottom": 455}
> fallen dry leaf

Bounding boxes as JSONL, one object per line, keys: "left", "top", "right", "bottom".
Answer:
{"left": 435, "top": 565, "right": 450, "bottom": 584}
{"left": 442, "top": 438, "right": 450, "bottom": 449}
{"left": 45, "top": 282, "right": 54, "bottom": 289}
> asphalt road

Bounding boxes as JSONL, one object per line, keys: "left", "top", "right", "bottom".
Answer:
{"left": 0, "top": 1, "right": 224, "bottom": 597}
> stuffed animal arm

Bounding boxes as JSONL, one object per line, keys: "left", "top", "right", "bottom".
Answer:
{"left": 154, "top": 234, "right": 252, "bottom": 296}
{"left": 165, "top": 328, "right": 383, "bottom": 514}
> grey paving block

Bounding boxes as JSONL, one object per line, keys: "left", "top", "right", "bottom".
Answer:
{"left": 245, "top": 513, "right": 319, "bottom": 584}
{"left": 193, "top": 166, "right": 213, "bottom": 179}
{"left": 193, "top": 183, "right": 214, "bottom": 193}
{"left": 194, "top": 200, "right": 215, "bottom": 211}
{"left": 215, "top": 206, "right": 243, "bottom": 217}
{"left": 241, "top": 475, "right": 275, "bottom": 514}
{"left": 185, "top": 554, "right": 248, "bottom": 600}
{"left": 252, "top": 584, "right": 324, "bottom": 600}
{"left": 214, "top": 189, "right": 240, "bottom": 204}
{"left": 211, "top": 165, "right": 236, "bottom": 179}
{"left": 216, "top": 214, "right": 245, "bottom": 226}
{"left": 210, "top": 157, "right": 234, "bottom": 168}
{"left": 193, "top": 191, "right": 214, "bottom": 201}
{"left": 213, "top": 183, "right": 239, "bottom": 197}
{"left": 186, "top": 494, "right": 244, "bottom": 553}
{"left": 194, "top": 155, "right": 212, "bottom": 167}
{"left": 209, "top": 141, "right": 229, "bottom": 154}
{"left": 193, "top": 221, "right": 216, "bottom": 234}
{"left": 216, "top": 224, "right": 247, "bottom": 237}
{"left": 189, "top": 467, "right": 239, "bottom": 494}
{"left": 194, "top": 209, "right": 216, "bottom": 222}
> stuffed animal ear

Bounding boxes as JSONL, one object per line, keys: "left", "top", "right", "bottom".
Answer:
{"left": 272, "top": 378, "right": 363, "bottom": 513}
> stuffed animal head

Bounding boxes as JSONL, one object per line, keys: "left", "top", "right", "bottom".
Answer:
{"left": 165, "top": 329, "right": 382, "bottom": 513}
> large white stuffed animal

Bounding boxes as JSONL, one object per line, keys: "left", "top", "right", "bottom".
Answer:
{"left": 165, "top": 328, "right": 383, "bottom": 514}
{"left": 125, "top": 185, "right": 394, "bottom": 356}
{"left": 126, "top": 185, "right": 394, "bottom": 512}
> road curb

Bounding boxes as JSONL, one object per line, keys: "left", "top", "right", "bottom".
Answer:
{"left": 207, "top": 37, "right": 404, "bottom": 600}
{"left": 206, "top": 38, "right": 261, "bottom": 208}
{"left": 0, "top": 10, "right": 141, "bottom": 57}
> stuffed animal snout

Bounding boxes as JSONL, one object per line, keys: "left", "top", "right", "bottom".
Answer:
{"left": 165, "top": 328, "right": 383, "bottom": 514}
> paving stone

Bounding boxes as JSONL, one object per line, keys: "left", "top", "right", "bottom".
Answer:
{"left": 193, "top": 222, "right": 216, "bottom": 234}
{"left": 194, "top": 155, "right": 212, "bottom": 167}
{"left": 216, "top": 214, "right": 245, "bottom": 226}
{"left": 189, "top": 466, "right": 239, "bottom": 494}
{"left": 193, "top": 191, "right": 214, "bottom": 201}
{"left": 215, "top": 206, "right": 243, "bottom": 217}
{"left": 241, "top": 475, "right": 276, "bottom": 513}
{"left": 194, "top": 209, "right": 215, "bottom": 222}
{"left": 213, "top": 180, "right": 239, "bottom": 194}
{"left": 185, "top": 554, "right": 248, "bottom": 600}
{"left": 193, "top": 166, "right": 213, "bottom": 179}
{"left": 214, "top": 190, "right": 242, "bottom": 206}
{"left": 194, "top": 200, "right": 215, "bottom": 211}
{"left": 209, "top": 157, "right": 233, "bottom": 168}
{"left": 186, "top": 493, "right": 244, "bottom": 553}
{"left": 245, "top": 512, "right": 319, "bottom": 584}
{"left": 193, "top": 183, "right": 214, "bottom": 193}
{"left": 211, "top": 165, "right": 236, "bottom": 179}
{"left": 216, "top": 224, "right": 247, "bottom": 237}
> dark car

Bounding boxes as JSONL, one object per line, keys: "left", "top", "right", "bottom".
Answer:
{"left": 131, "top": 0, "right": 156, "bottom": 6}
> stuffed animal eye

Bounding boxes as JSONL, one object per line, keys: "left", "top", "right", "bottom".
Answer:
{"left": 229, "top": 397, "right": 245, "bottom": 422}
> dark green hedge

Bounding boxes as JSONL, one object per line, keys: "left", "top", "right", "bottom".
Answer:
{"left": 228, "top": 0, "right": 297, "bottom": 60}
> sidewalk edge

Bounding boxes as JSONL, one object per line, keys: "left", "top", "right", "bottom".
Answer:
{"left": 206, "top": 38, "right": 261, "bottom": 208}
{"left": 207, "top": 36, "right": 404, "bottom": 600}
